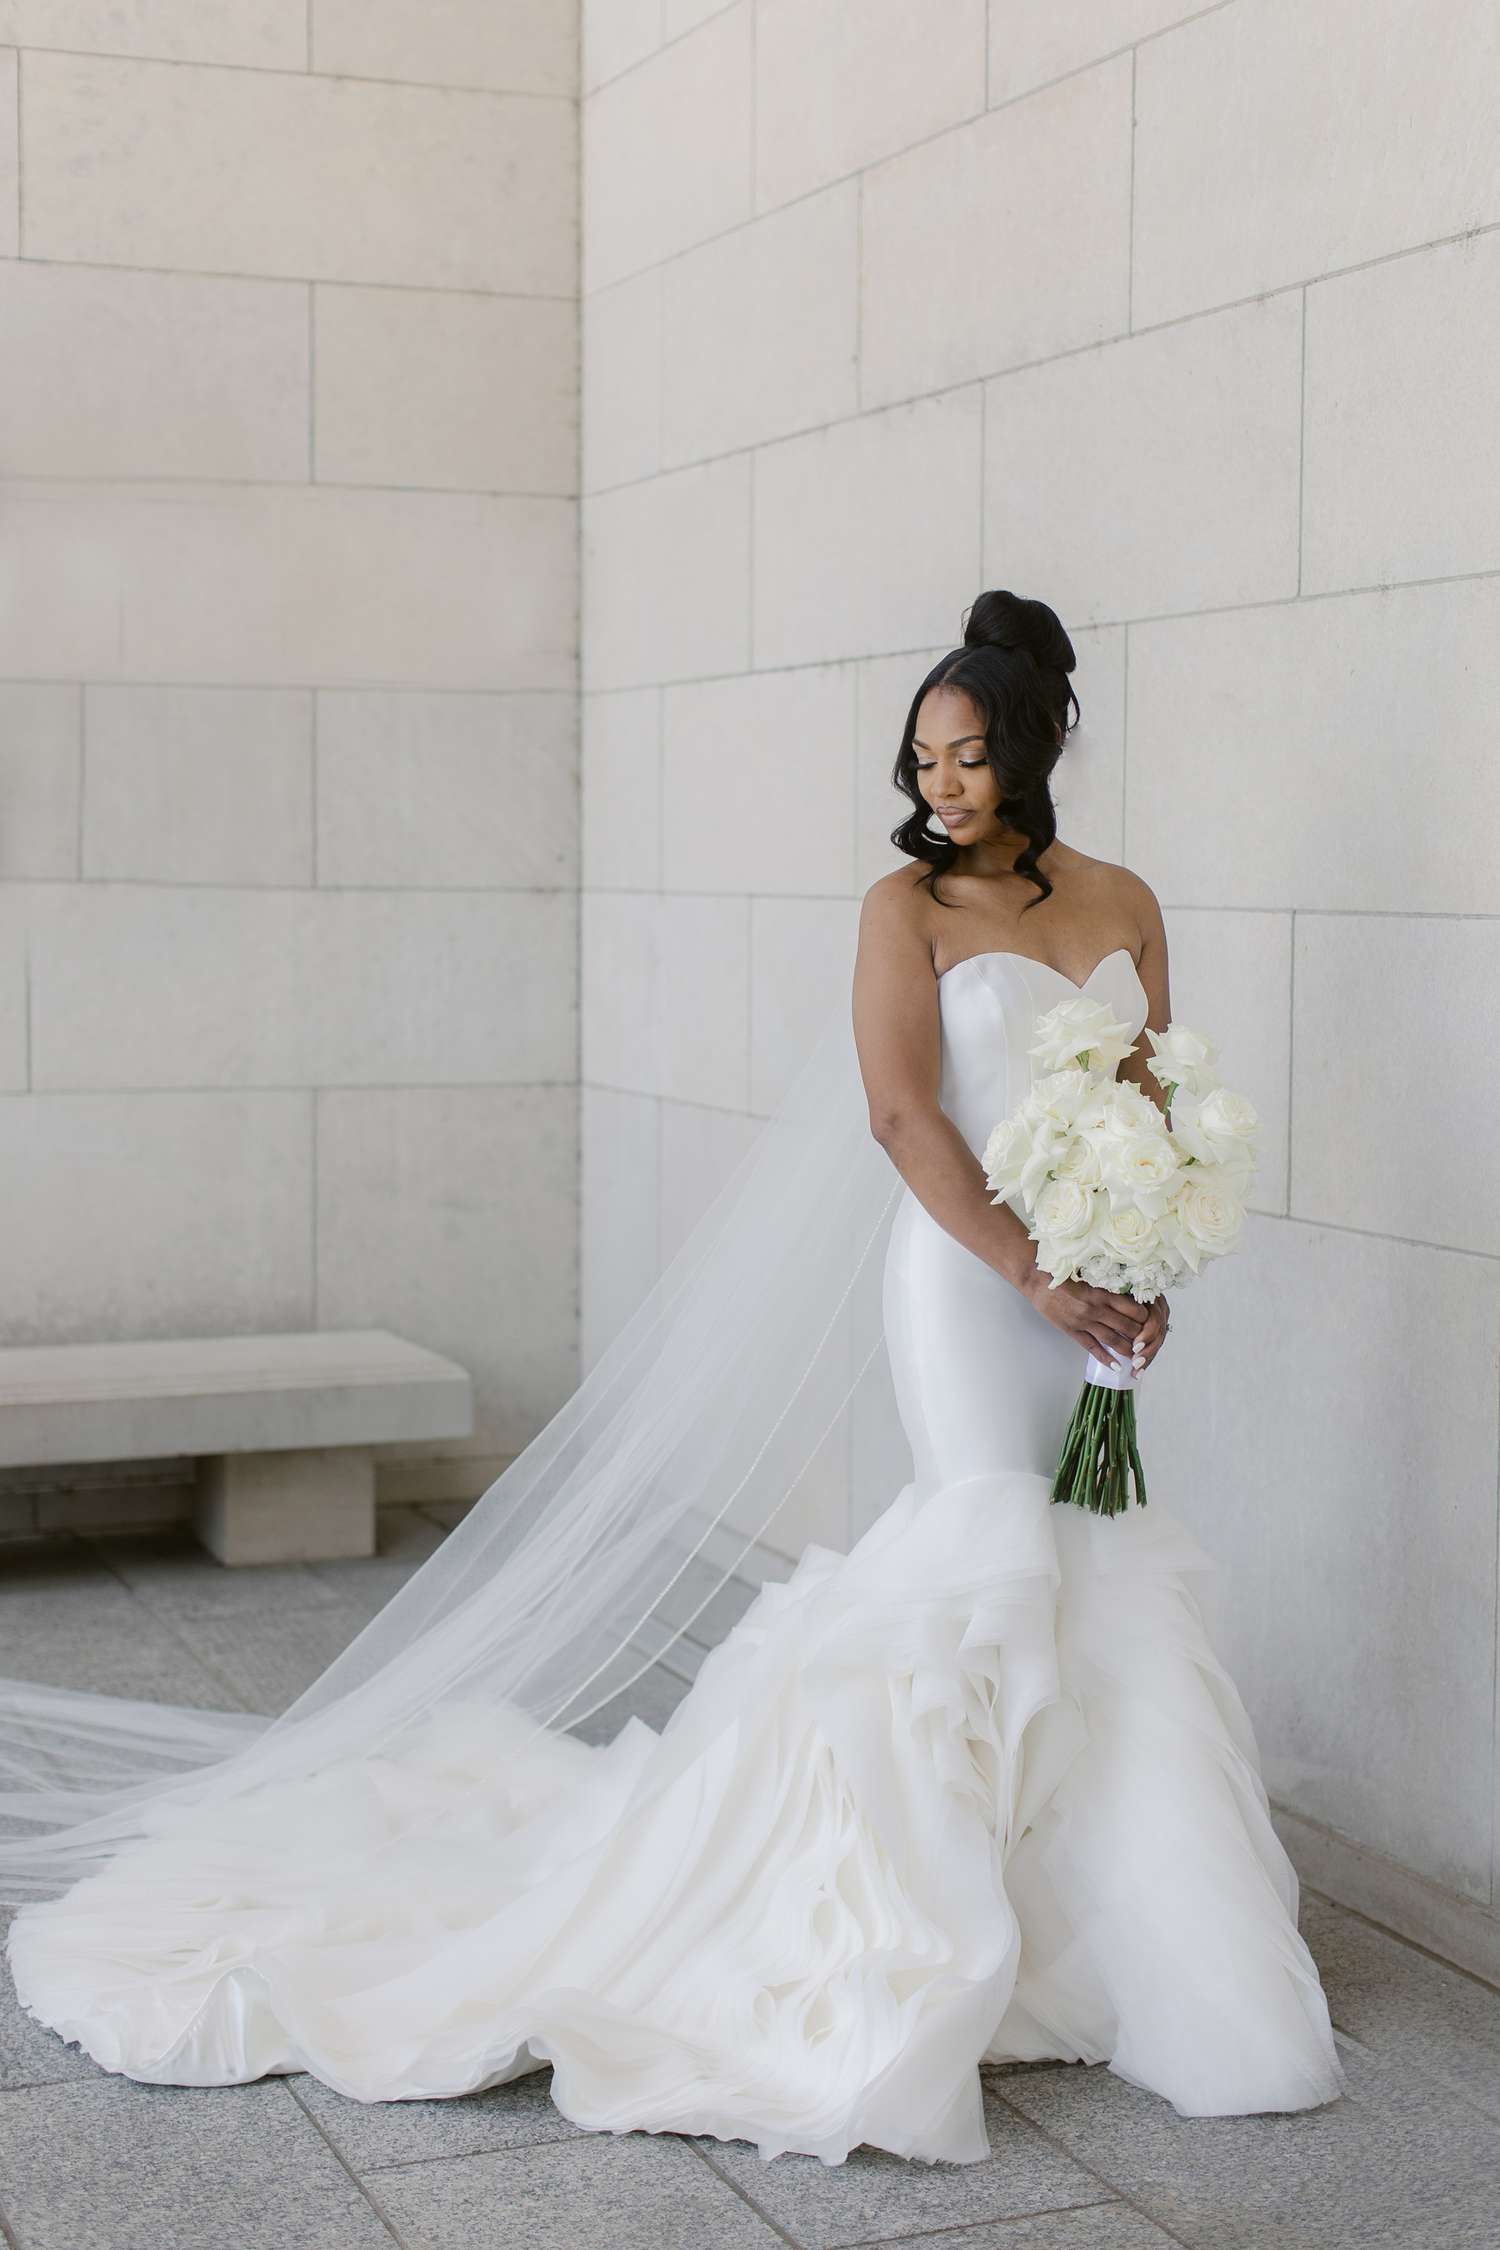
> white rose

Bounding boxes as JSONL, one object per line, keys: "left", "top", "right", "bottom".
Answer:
{"left": 1084, "top": 1096, "right": 1173, "bottom": 1213}
{"left": 1033, "top": 1231, "right": 1087, "bottom": 1289}
{"left": 1101, "top": 1125, "right": 1179, "bottom": 1213}
{"left": 1029, "top": 1066, "right": 1093, "bottom": 1128}
{"left": 1096, "top": 1203, "right": 1162, "bottom": 1266}
{"left": 1072, "top": 1087, "right": 1115, "bottom": 1138}
{"left": 1198, "top": 1084, "right": 1259, "bottom": 1158}
{"left": 1110, "top": 1078, "right": 1163, "bottom": 1129}
{"left": 1168, "top": 1167, "right": 1245, "bottom": 1269}
{"left": 1052, "top": 1132, "right": 1102, "bottom": 1188}
{"left": 1029, "top": 997, "right": 1138, "bottom": 1078}
{"left": 1144, "top": 1021, "right": 1220, "bottom": 1097}
{"left": 1033, "top": 1175, "right": 1096, "bottom": 1253}
{"left": 1171, "top": 1084, "right": 1260, "bottom": 1172}
{"left": 1015, "top": 1119, "right": 1079, "bottom": 1207}
{"left": 983, "top": 1105, "right": 1081, "bottom": 1215}
{"left": 1094, "top": 1079, "right": 1160, "bottom": 1137}
{"left": 980, "top": 1114, "right": 1029, "bottom": 1194}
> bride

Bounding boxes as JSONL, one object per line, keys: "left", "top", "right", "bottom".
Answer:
{"left": 1, "top": 589, "right": 1345, "bottom": 2168}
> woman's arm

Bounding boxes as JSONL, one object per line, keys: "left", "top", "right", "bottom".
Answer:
{"left": 851, "top": 877, "right": 1148, "bottom": 1370}
{"left": 1113, "top": 871, "right": 1171, "bottom": 1120}
{"left": 1108, "top": 870, "right": 1172, "bottom": 1369}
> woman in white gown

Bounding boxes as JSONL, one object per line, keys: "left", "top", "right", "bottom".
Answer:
{"left": 2, "top": 590, "right": 1345, "bottom": 2166}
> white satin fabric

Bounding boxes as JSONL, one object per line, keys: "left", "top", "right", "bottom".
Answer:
{"left": 4, "top": 946, "right": 1346, "bottom": 2164}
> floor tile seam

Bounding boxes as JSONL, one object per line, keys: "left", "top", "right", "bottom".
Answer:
{"left": 830, "top": 2189, "right": 1124, "bottom": 2246}
{"left": 1326, "top": 2019, "right": 1500, "bottom": 2130}
{"left": 107, "top": 1586, "right": 353, "bottom": 1623}
{"left": 683, "top": 2134, "right": 805, "bottom": 2247}
{"left": 991, "top": 2086, "right": 1195, "bottom": 2250}
{"left": 1305, "top": 1886, "right": 1500, "bottom": 2002}
{"left": 0, "top": 2067, "right": 95, "bottom": 2097}
{"left": 282, "top": 2075, "right": 418, "bottom": 2250}
{"left": 357, "top": 2124, "right": 586, "bottom": 2173}
{"left": 998, "top": 2046, "right": 1500, "bottom": 2240}
{"left": 78, "top": 1536, "right": 442, "bottom": 1596}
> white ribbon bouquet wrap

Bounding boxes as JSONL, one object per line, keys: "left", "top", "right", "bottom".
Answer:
{"left": 981, "top": 995, "right": 1259, "bottom": 1515}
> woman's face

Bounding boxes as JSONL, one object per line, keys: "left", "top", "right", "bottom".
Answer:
{"left": 911, "top": 686, "right": 1001, "bottom": 844}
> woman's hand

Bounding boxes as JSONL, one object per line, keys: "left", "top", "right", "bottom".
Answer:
{"left": 1131, "top": 1292, "right": 1170, "bottom": 1373}
{"left": 1022, "top": 1268, "right": 1150, "bottom": 1371}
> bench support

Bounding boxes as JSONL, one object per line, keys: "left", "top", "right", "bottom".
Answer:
{"left": 193, "top": 1447, "right": 377, "bottom": 1566}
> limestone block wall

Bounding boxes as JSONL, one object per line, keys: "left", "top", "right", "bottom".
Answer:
{"left": 578, "top": 0, "right": 1500, "bottom": 1975}
{"left": 0, "top": 3, "right": 580, "bottom": 1522}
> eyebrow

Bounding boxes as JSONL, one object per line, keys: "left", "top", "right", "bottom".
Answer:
{"left": 912, "top": 734, "right": 986, "bottom": 749}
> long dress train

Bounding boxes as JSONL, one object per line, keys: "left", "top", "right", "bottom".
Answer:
{"left": 3, "top": 944, "right": 1346, "bottom": 2165}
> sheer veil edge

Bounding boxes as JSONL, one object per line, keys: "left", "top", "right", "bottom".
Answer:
{"left": 0, "top": 986, "right": 908, "bottom": 1904}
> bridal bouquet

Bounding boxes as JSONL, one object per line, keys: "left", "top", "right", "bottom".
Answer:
{"left": 981, "top": 994, "right": 1258, "bottom": 1517}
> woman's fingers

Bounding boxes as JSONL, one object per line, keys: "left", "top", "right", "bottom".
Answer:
{"left": 1083, "top": 1325, "right": 1131, "bottom": 1366}
{"left": 1133, "top": 1300, "right": 1168, "bottom": 1370}
{"left": 1046, "top": 1282, "right": 1159, "bottom": 1369}
{"left": 1092, "top": 1301, "right": 1144, "bottom": 1350}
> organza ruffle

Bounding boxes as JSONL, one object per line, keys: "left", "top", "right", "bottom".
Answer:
{"left": 6, "top": 1474, "right": 1345, "bottom": 2166}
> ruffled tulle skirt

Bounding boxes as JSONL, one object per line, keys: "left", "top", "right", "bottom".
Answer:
{"left": 4, "top": 1471, "right": 1345, "bottom": 2166}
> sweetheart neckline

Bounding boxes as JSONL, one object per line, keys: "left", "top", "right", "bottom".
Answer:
{"left": 935, "top": 944, "right": 1138, "bottom": 992}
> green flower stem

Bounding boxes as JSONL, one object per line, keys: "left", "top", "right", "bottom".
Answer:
{"left": 1050, "top": 1377, "right": 1148, "bottom": 1516}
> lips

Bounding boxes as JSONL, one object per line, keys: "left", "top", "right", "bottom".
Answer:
{"left": 937, "top": 808, "right": 973, "bottom": 825}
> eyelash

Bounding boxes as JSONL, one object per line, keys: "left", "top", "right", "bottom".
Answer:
{"left": 915, "top": 759, "right": 986, "bottom": 770}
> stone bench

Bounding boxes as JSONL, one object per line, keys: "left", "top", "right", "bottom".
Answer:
{"left": 0, "top": 1329, "right": 475, "bottom": 1565}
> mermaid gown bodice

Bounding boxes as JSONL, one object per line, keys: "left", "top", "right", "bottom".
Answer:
{"left": 885, "top": 943, "right": 1152, "bottom": 1488}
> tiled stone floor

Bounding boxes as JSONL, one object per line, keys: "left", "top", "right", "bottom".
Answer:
{"left": 2, "top": 1508, "right": 1499, "bottom": 2249}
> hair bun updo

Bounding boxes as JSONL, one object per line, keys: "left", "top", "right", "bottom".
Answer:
{"left": 962, "top": 588, "right": 1076, "bottom": 680}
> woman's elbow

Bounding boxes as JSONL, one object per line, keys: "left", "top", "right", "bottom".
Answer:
{"left": 868, "top": 1099, "right": 923, "bottom": 1147}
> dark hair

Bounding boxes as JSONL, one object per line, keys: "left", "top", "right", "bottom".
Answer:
{"left": 891, "top": 589, "right": 1080, "bottom": 910}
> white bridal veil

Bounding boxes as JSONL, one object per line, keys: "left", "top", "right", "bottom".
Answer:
{"left": 0, "top": 987, "right": 911, "bottom": 1904}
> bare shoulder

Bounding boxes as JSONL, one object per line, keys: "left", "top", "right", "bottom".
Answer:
{"left": 1088, "top": 857, "right": 1170, "bottom": 1020}
{"left": 1114, "top": 860, "right": 1166, "bottom": 945}
{"left": 855, "top": 866, "right": 937, "bottom": 987}
{"left": 1067, "top": 850, "right": 1166, "bottom": 949}
{"left": 858, "top": 866, "right": 930, "bottom": 943}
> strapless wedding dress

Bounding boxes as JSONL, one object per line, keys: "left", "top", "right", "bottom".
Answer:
{"left": 4, "top": 945, "right": 1346, "bottom": 2165}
